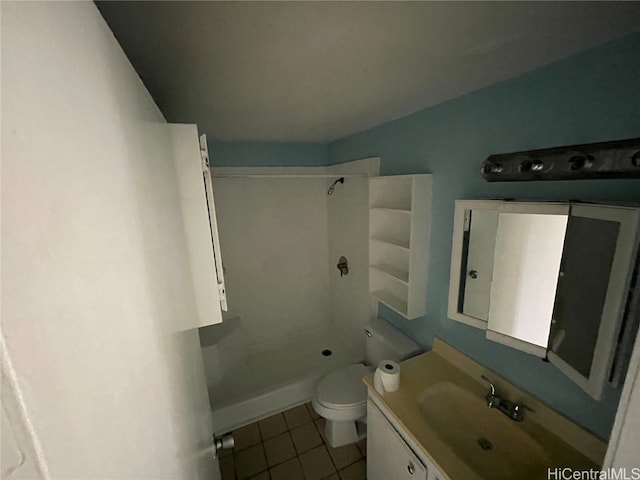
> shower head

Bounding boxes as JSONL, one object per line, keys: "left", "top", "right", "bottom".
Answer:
{"left": 327, "top": 177, "right": 344, "bottom": 195}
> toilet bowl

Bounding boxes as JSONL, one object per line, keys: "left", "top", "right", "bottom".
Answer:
{"left": 312, "top": 364, "right": 371, "bottom": 447}
{"left": 312, "top": 318, "right": 421, "bottom": 448}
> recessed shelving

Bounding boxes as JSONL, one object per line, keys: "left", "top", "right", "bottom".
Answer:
{"left": 369, "top": 207, "right": 411, "bottom": 214}
{"left": 370, "top": 237, "right": 410, "bottom": 251}
{"left": 369, "top": 176, "right": 413, "bottom": 211}
{"left": 371, "top": 290, "right": 409, "bottom": 317}
{"left": 370, "top": 264, "right": 409, "bottom": 284}
{"left": 369, "top": 174, "right": 432, "bottom": 320}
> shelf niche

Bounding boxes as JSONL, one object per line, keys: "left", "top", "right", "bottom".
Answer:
{"left": 368, "top": 174, "right": 432, "bottom": 319}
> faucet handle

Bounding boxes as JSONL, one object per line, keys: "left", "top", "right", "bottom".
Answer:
{"left": 480, "top": 374, "right": 496, "bottom": 396}
{"left": 514, "top": 403, "right": 534, "bottom": 413}
{"left": 512, "top": 403, "right": 534, "bottom": 421}
{"left": 480, "top": 375, "right": 499, "bottom": 408}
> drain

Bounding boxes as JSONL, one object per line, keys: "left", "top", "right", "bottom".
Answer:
{"left": 321, "top": 349, "right": 332, "bottom": 357}
{"left": 477, "top": 438, "right": 493, "bottom": 450}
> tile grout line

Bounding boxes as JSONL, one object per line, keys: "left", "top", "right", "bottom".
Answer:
{"left": 309, "top": 415, "right": 341, "bottom": 475}
{"left": 295, "top": 411, "right": 336, "bottom": 480}
{"left": 230, "top": 403, "right": 366, "bottom": 480}
{"left": 310, "top": 410, "right": 366, "bottom": 474}
{"left": 265, "top": 430, "right": 296, "bottom": 471}
{"left": 309, "top": 403, "right": 366, "bottom": 477}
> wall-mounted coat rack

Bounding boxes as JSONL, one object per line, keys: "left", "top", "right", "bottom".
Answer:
{"left": 481, "top": 137, "right": 640, "bottom": 182}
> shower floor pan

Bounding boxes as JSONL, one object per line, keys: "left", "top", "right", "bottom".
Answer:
{"left": 208, "top": 326, "right": 361, "bottom": 435}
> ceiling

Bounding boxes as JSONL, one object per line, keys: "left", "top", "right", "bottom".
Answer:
{"left": 96, "top": 1, "right": 640, "bottom": 143}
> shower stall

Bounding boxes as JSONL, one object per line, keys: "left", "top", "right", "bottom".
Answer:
{"left": 199, "top": 160, "right": 378, "bottom": 434}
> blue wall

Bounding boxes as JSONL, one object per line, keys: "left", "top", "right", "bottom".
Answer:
{"left": 329, "top": 32, "right": 640, "bottom": 439}
{"left": 209, "top": 141, "right": 328, "bottom": 167}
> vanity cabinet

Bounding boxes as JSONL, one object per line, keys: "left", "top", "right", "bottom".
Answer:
{"left": 369, "top": 175, "right": 432, "bottom": 319}
{"left": 367, "top": 399, "right": 444, "bottom": 480}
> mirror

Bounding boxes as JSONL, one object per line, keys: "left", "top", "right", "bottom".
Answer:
{"left": 487, "top": 212, "right": 568, "bottom": 354}
{"left": 452, "top": 202, "right": 569, "bottom": 338}
{"left": 448, "top": 200, "right": 640, "bottom": 399}
{"left": 459, "top": 209, "right": 498, "bottom": 321}
{"left": 549, "top": 216, "right": 619, "bottom": 376}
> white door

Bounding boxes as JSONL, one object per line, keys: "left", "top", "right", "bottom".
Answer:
{"left": 3, "top": 3, "right": 224, "bottom": 478}
{"left": 171, "top": 125, "right": 231, "bottom": 479}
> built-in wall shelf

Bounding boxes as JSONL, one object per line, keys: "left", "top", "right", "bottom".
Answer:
{"left": 370, "top": 237, "right": 410, "bottom": 251}
{"left": 370, "top": 264, "right": 409, "bottom": 284}
{"left": 369, "top": 207, "right": 412, "bottom": 215}
{"left": 371, "top": 290, "right": 409, "bottom": 317}
{"left": 369, "top": 175, "right": 432, "bottom": 320}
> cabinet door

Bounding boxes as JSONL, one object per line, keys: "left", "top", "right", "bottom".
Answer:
{"left": 548, "top": 204, "right": 640, "bottom": 399}
{"left": 487, "top": 204, "right": 569, "bottom": 357}
{"left": 367, "top": 400, "right": 428, "bottom": 480}
{"left": 200, "top": 134, "right": 228, "bottom": 313}
{"left": 171, "top": 126, "right": 226, "bottom": 328}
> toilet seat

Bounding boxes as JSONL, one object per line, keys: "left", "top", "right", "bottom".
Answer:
{"left": 316, "top": 364, "right": 370, "bottom": 410}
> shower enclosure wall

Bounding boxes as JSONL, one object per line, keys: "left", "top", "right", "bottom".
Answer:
{"left": 200, "top": 160, "right": 378, "bottom": 434}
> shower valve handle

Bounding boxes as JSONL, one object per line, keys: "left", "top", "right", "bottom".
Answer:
{"left": 337, "top": 256, "right": 349, "bottom": 277}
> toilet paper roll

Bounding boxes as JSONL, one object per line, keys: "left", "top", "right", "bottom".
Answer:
{"left": 373, "top": 360, "right": 401, "bottom": 394}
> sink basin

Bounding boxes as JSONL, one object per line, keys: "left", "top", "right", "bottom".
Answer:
{"left": 418, "top": 382, "right": 552, "bottom": 480}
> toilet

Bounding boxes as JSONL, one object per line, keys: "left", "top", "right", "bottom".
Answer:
{"left": 312, "top": 318, "right": 422, "bottom": 447}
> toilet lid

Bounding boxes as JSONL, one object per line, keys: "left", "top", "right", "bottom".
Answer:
{"left": 316, "top": 364, "right": 369, "bottom": 409}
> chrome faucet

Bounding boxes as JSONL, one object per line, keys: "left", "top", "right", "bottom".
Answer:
{"left": 480, "top": 375, "right": 532, "bottom": 422}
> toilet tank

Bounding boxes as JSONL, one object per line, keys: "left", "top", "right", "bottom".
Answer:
{"left": 365, "top": 318, "right": 422, "bottom": 365}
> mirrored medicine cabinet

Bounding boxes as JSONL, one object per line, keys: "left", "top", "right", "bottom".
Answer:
{"left": 448, "top": 199, "right": 640, "bottom": 400}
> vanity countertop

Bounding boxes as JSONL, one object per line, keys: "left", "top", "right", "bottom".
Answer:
{"left": 363, "top": 338, "right": 607, "bottom": 480}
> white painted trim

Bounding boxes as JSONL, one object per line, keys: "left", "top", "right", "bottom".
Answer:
{"left": 211, "top": 173, "right": 368, "bottom": 178}
{"left": 486, "top": 329, "right": 547, "bottom": 358}
{"left": 407, "top": 175, "right": 432, "bottom": 319}
{"left": 448, "top": 310, "right": 487, "bottom": 329}
{"left": 212, "top": 166, "right": 329, "bottom": 177}
{"left": 496, "top": 202, "right": 569, "bottom": 215}
{"left": 211, "top": 157, "right": 381, "bottom": 178}
{"left": 326, "top": 157, "right": 380, "bottom": 177}
{"left": 447, "top": 200, "right": 499, "bottom": 329}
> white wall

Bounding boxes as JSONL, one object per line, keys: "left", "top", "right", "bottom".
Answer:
{"left": 2, "top": 2, "right": 214, "bottom": 478}
{"left": 326, "top": 158, "right": 379, "bottom": 358}
{"left": 208, "top": 160, "right": 378, "bottom": 364}
{"left": 327, "top": 177, "right": 373, "bottom": 358}
{"left": 212, "top": 177, "right": 331, "bottom": 349}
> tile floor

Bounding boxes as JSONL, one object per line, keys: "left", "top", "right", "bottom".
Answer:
{"left": 220, "top": 402, "right": 367, "bottom": 480}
